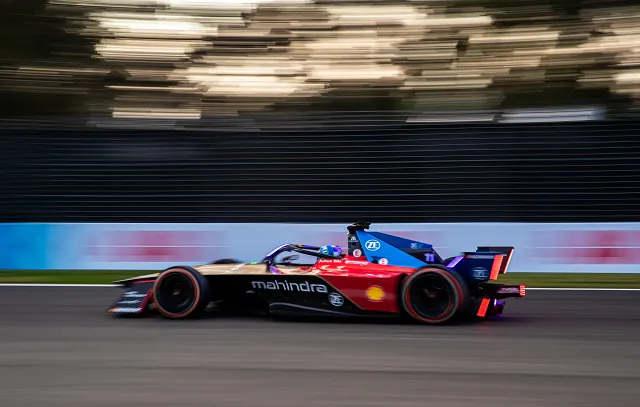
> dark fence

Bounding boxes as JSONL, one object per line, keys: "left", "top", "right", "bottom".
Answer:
{"left": 2, "top": 114, "right": 640, "bottom": 223}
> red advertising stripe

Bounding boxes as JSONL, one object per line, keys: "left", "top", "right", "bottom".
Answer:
{"left": 536, "top": 247, "right": 640, "bottom": 264}
{"left": 532, "top": 230, "right": 640, "bottom": 264}
{"left": 84, "top": 230, "right": 226, "bottom": 262}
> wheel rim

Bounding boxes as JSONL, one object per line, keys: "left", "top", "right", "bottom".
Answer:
{"left": 156, "top": 273, "right": 196, "bottom": 315}
{"left": 408, "top": 273, "right": 456, "bottom": 320}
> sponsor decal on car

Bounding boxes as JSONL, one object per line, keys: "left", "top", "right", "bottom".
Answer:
{"left": 466, "top": 254, "right": 495, "bottom": 260}
{"left": 353, "top": 249, "right": 362, "bottom": 257}
{"left": 364, "top": 240, "right": 381, "bottom": 251}
{"left": 472, "top": 267, "right": 489, "bottom": 279}
{"left": 251, "top": 280, "right": 328, "bottom": 293}
{"left": 116, "top": 300, "right": 142, "bottom": 305}
{"left": 365, "top": 285, "right": 385, "bottom": 302}
{"left": 379, "top": 258, "right": 388, "bottom": 265}
{"left": 345, "top": 260, "right": 369, "bottom": 265}
{"left": 318, "top": 264, "right": 346, "bottom": 271}
{"left": 123, "top": 291, "right": 148, "bottom": 298}
{"left": 328, "top": 292, "right": 344, "bottom": 307}
{"left": 497, "top": 286, "right": 520, "bottom": 294}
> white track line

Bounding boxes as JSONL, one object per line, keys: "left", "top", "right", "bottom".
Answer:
{"left": 0, "top": 284, "right": 638, "bottom": 291}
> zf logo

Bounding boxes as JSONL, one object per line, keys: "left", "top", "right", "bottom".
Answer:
{"left": 328, "top": 292, "right": 344, "bottom": 307}
{"left": 364, "top": 239, "right": 381, "bottom": 251}
{"left": 472, "top": 267, "right": 489, "bottom": 279}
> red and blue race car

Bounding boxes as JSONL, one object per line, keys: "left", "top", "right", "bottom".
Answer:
{"left": 108, "top": 222, "right": 525, "bottom": 324}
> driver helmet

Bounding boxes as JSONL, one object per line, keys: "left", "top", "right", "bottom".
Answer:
{"left": 318, "top": 244, "right": 342, "bottom": 257}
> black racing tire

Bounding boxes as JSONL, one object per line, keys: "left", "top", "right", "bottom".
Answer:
{"left": 400, "top": 266, "right": 469, "bottom": 324}
{"left": 152, "top": 266, "right": 210, "bottom": 319}
{"left": 210, "top": 258, "right": 243, "bottom": 264}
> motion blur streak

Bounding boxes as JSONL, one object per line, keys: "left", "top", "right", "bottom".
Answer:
{"left": 0, "top": 287, "right": 638, "bottom": 407}
{"left": 4, "top": 1, "right": 640, "bottom": 117}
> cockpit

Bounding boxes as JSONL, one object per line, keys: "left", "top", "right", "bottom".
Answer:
{"left": 263, "top": 244, "right": 345, "bottom": 270}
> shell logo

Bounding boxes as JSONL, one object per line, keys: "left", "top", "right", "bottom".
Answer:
{"left": 365, "top": 285, "right": 385, "bottom": 302}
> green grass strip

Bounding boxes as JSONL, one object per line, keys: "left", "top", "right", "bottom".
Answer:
{"left": 0, "top": 270, "right": 639, "bottom": 288}
{"left": 0, "top": 271, "right": 144, "bottom": 284}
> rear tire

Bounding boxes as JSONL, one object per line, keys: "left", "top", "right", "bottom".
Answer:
{"left": 400, "top": 266, "right": 468, "bottom": 324}
{"left": 153, "top": 266, "right": 210, "bottom": 319}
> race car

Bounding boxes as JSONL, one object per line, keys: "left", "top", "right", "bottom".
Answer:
{"left": 108, "top": 221, "right": 525, "bottom": 324}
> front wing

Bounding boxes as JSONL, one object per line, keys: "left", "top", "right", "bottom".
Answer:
{"left": 107, "top": 280, "right": 154, "bottom": 315}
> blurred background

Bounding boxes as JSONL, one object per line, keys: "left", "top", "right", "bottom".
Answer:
{"left": 5, "top": 0, "right": 640, "bottom": 119}
{"left": 1, "top": 0, "right": 640, "bottom": 271}
{"left": 1, "top": 4, "right": 639, "bottom": 406}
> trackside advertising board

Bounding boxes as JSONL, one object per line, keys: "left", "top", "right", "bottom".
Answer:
{"left": 1, "top": 223, "right": 640, "bottom": 272}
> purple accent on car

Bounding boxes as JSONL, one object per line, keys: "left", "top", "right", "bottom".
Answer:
{"left": 269, "top": 266, "right": 281, "bottom": 274}
{"left": 447, "top": 256, "right": 464, "bottom": 268}
{"left": 264, "top": 244, "right": 292, "bottom": 258}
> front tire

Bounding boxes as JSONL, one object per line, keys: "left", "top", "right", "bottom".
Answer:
{"left": 400, "top": 266, "right": 468, "bottom": 324}
{"left": 152, "top": 266, "right": 210, "bottom": 319}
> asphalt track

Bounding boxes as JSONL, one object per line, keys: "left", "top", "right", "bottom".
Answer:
{"left": 0, "top": 287, "right": 639, "bottom": 407}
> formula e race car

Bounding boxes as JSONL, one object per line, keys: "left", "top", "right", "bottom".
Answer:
{"left": 108, "top": 222, "right": 525, "bottom": 324}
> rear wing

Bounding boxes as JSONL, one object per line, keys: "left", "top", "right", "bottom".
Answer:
{"left": 453, "top": 246, "right": 514, "bottom": 281}
{"left": 476, "top": 246, "right": 515, "bottom": 280}
{"left": 477, "top": 246, "right": 514, "bottom": 276}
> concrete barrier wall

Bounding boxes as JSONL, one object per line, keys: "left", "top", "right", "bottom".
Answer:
{"left": 2, "top": 222, "right": 640, "bottom": 272}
